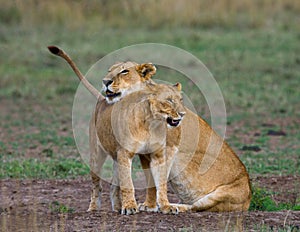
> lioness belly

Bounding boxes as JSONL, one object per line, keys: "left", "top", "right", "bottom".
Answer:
{"left": 169, "top": 163, "right": 204, "bottom": 204}
{"left": 169, "top": 177, "right": 202, "bottom": 204}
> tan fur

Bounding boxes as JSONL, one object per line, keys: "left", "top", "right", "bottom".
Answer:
{"left": 48, "top": 46, "right": 251, "bottom": 213}
{"left": 48, "top": 47, "right": 186, "bottom": 214}
{"left": 102, "top": 61, "right": 157, "bottom": 104}
{"left": 103, "top": 62, "right": 251, "bottom": 212}
{"left": 89, "top": 84, "right": 185, "bottom": 215}
{"left": 48, "top": 46, "right": 103, "bottom": 100}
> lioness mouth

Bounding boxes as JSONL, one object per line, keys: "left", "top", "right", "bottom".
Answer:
{"left": 167, "top": 117, "right": 181, "bottom": 127}
{"left": 106, "top": 90, "right": 121, "bottom": 98}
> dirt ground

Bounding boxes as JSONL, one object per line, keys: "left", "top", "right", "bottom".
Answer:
{"left": 1, "top": 176, "right": 299, "bottom": 232}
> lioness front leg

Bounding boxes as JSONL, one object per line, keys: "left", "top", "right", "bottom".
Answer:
{"left": 117, "top": 149, "right": 138, "bottom": 215}
{"left": 150, "top": 149, "right": 178, "bottom": 214}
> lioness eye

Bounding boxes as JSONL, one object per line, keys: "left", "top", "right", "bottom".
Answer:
{"left": 120, "top": 69, "right": 129, "bottom": 74}
{"left": 167, "top": 98, "right": 173, "bottom": 103}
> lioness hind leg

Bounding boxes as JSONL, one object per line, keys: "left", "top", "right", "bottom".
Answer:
{"left": 88, "top": 121, "right": 108, "bottom": 211}
{"left": 88, "top": 116, "right": 107, "bottom": 212}
{"left": 138, "top": 155, "right": 158, "bottom": 212}
{"left": 117, "top": 149, "right": 139, "bottom": 215}
{"left": 150, "top": 149, "right": 178, "bottom": 214}
{"left": 88, "top": 148, "right": 107, "bottom": 211}
{"left": 87, "top": 171, "right": 102, "bottom": 212}
{"left": 170, "top": 203, "right": 192, "bottom": 212}
{"left": 88, "top": 147, "right": 107, "bottom": 212}
{"left": 191, "top": 178, "right": 251, "bottom": 212}
{"left": 110, "top": 160, "right": 121, "bottom": 212}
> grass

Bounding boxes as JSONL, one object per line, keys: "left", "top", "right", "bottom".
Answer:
{"left": 251, "top": 225, "right": 300, "bottom": 232}
{"left": 2, "top": 0, "right": 300, "bottom": 30}
{"left": 0, "top": 0, "right": 299, "bottom": 218}
{"left": 0, "top": 157, "right": 89, "bottom": 179}
{"left": 49, "top": 201, "right": 74, "bottom": 214}
{"left": 250, "top": 186, "right": 300, "bottom": 211}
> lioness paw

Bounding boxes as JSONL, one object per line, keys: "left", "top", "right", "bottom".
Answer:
{"left": 87, "top": 204, "right": 98, "bottom": 212}
{"left": 119, "top": 201, "right": 139, "bottom": 215}
{"left": 159, "top": 205, "right": 179, "bottom": 214}
{"left": 87, "top": 198, "right": 101, "bottom": 212}
{"left": 120, "top": 207, "right": 139, "bottom": 215}
{"left": 138, "top": 203, "right": 159, "bottom": 212}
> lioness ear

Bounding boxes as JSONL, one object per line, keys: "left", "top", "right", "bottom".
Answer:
{"left": 136, "top": 63, "right": 156, "bottom": 80}
{"left": 173, "top": 82, "right": 182, "bottom": 91}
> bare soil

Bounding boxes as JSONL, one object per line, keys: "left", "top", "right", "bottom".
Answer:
{"left": 1, "top": 177, "right": 299, "bottom": 232}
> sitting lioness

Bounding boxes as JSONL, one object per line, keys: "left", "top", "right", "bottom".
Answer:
{"left": 48, "top": 46, "right": 186, "bottom": 214}
{"left": 101, "top": 61, "right": 252, "bottom": 212}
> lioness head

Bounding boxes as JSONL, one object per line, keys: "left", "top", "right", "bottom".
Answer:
{"left": 149, "top": 83, "right": 186, "bottom": 128}
{"left": 102, "top": 62, "right": 156, "bottom": 104}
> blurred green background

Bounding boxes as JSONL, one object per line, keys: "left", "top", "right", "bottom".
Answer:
{"left": 0, "top": 0, "right": 299, "bottom": 180}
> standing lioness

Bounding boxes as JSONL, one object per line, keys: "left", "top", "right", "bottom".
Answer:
{"left": 90, "top": 84, "right": 186, "bottom": 215}
{"left": 48, "top": 46, "right": 186, "bottom": 214}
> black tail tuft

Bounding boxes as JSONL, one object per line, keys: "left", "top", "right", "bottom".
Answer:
{"left": 47, "top": 45, "right": 60, "bottom": 55}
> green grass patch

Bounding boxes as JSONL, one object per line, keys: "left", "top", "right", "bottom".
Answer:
{"left": 241, "top": 151, "right": 299, "bottom": 175}
{"left": 251, "top": 224, "right": 300, "bottom": 232}
{"left": 49, "top": 201, "right": 74, "bottom": 214}
{"left": 250, "top": 186, "right": 300, "bottom": 211}
{"left": 0, "top": 158, "right": 89, "bottom": 179}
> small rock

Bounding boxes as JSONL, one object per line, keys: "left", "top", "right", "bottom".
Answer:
{"left": 241, "top": 145, "right": 261, "bottom": 152}
{"left": 267, "top": 130, "right": 287, "bottom": 136}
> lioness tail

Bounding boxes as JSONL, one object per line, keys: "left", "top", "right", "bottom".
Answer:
{"left": 47, "top": 46, "right": 103, "bottom": 100}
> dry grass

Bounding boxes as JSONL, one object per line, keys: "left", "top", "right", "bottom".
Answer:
{"left": 1, "top": 0, "right": 299, "bottom": 29}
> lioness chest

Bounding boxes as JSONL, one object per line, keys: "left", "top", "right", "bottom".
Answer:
{"left": 94, "top": 99, "right": 167, "bottom": 158}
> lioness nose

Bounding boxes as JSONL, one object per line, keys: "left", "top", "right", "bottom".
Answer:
{"left": 103, "top": 80, "right": 113, "bottom": 86}
{"left": 179, "top": 112, "right": 186, "bottom": 117}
